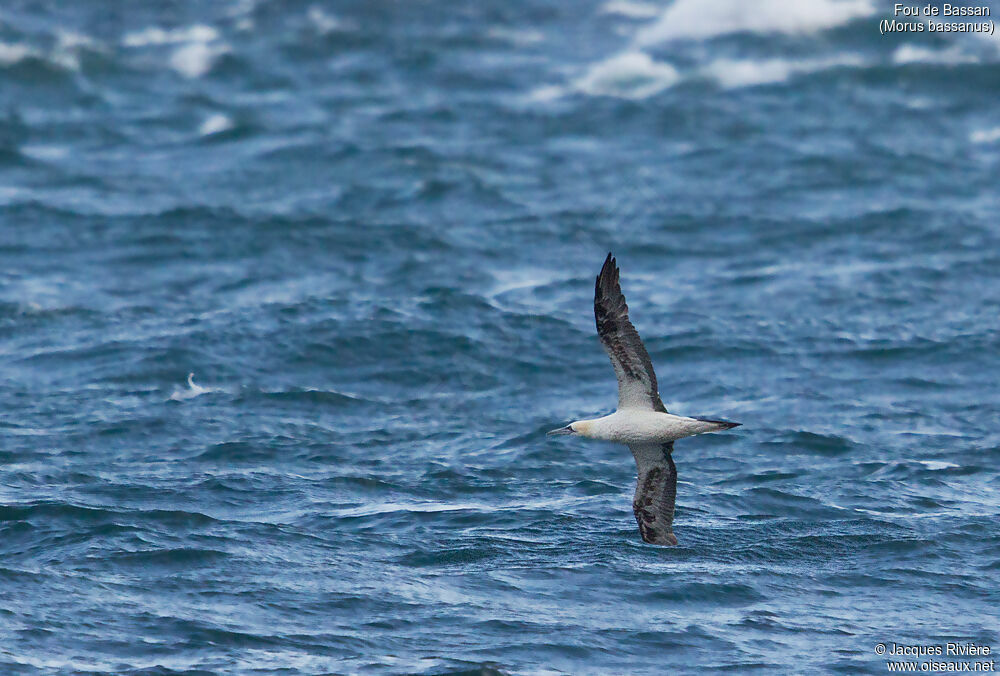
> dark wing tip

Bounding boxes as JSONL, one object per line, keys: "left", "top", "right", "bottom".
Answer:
{"left": 693, "top": 418, "right": 741, "bottom": 430}
{"left": 594, "top": 251, "right": 636, "bottom": 347}
{"left": 596, "top": 252, "right": 616, "bottom": 288}
{"left": 602, "top": 252, "right": 616, "bottom": 276}
{"left": 595, "top": 252, "right": 621, "bottom": 297}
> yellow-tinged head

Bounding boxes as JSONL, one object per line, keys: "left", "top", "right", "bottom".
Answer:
{"left": 547, "top": 419, "right": 596, "bottom": 438}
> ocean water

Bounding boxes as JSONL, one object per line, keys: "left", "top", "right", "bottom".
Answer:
{"left": 3, "top": 0, "right": 1000, "bottom": 674}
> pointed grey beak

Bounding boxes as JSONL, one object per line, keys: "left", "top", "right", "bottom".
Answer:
{"left": 547, "top": 425, "right": 575, "bottom": 436}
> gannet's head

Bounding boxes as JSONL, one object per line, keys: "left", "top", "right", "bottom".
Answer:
{"left": 547, "top": 420, "right": 594, "bottom": 437}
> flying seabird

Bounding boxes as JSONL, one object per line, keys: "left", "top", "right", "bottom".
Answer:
{"left": 548, "top": 253, "right": 740, "bottom": 546}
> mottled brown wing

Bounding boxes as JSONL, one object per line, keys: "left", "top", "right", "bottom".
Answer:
{"left": 629, "top": 442, "right": 678, "bottom": 546}
{"left": 594, "top": 253, "right": 666, "bottom": 412}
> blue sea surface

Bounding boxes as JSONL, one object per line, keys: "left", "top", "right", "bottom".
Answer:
{"left": 2, "top": 1, "right": 1000, "bottom": 674}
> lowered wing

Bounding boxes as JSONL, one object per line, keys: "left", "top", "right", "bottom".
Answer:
{"left": 629, "top": 442, "right": 678, "bottom": 546}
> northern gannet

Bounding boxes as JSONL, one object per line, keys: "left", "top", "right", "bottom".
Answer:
{"left": 548, "top": 253, "right": 740, "bottom": 546}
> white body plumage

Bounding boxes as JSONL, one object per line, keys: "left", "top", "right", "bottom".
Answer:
{"left": 567, "top": 410, "right": 734, "bottom": 445}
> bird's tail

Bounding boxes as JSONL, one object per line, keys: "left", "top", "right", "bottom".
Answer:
{"left": 693, "top": 417, "right": 741, "bottom": 431}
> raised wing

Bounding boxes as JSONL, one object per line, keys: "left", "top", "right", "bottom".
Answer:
{"left": 630, "top": 442, "right": 678, "bottom": 546}
{"left": 594, "top": 253, "right": 666, "bottom": 412}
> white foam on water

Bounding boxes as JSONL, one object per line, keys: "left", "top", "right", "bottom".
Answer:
{"left": 532, "top": 0, "right": 878, "bottom": 102}
{"left": 0, "top": 31, "right": 106, "bottom": 72}
{"left": 702, "top": 57, "right": 794, "bottom": 87}
{"left": 48, "top": 30, "right": 105, "bottom": 70}
{"left": 572, "top": 50, "right": 680, "bottom": 99}
{"left": 970, "top": 127, "right": 1000, "bottom": 144}
{"left": 169, "top": 373, "right": 218, "bottom": 401}
{"left": 600, "top": 0, "right": 661, "bottom": 19}
{"left": 199, "top": 113, "right": 235, "bottom": 136}
{"left": 307, "top": 6, "right": 340, "bottom": 35}
{"left": 635, "top": 0, "right": 875, "bottom": 45}
{"left": 487, "top": 26, "right": 545, "bottom": 45}
{"left": 170, "top": 41, "right": 228, "bottom": 78}
{"left": 0, "top": 42, "right": 35, "bottom": 65}
{"left": 56, "top": 30, "right": 99, "bottom": 51}
{"left": 914, "top": 460, "right": 960, "bottom": 470}
{"left": 20, "top": 145, "right": 69, "bottom": 160}
{"left": 893, "top": 43, "right": 979, "bottom": 65}
{"left": 527, "top": 83, "right": 567, "bottom": 102}
{"left": 548, "top": 50, "right": 864, "bottom": 99}
{"left": 702, "top": 53, "right": 864, "bottom": 88}
{"left": 122, "top": 23, "right": 228, "bottom": 78}
{"left": 123, "top": 24, "right": 219, "bottom": 47}
{"left": 226, "top": 0, "right": 257, "bottom": 31}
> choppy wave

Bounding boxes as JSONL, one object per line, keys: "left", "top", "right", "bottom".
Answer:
{"left": 120, "top": 24, "right": 231, "bottom": 78}
{"left": 701, "top": 53, "right": 866, "bottom": 88}
{"left": 634, "top": 0, "right": 876, "bottom": 44}
{"left": 600, "top": 1, "right": 662, "bottom": 19}
{"left": 199, "top": 113, "right": 236, "bottom": 136}
{"left": 168, "top": 373, "right": 222, "bottom": 401}
{"left": 2, "top": 0, "right": 1000, "bottom": 674}
{"left": 122, "top": 25, "right": 220, "bottom": 47}
{"left": 970, "top": 126, "right": 1000, "bottom": 143}
{"left": 540, "top": 0, "right": 1000, "bottom": 99}
{"left": 545, "top": 50, "right": 868, "bottom": 99}
{"left": 571, "top": 50, "right": 680, "bottom": 99}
